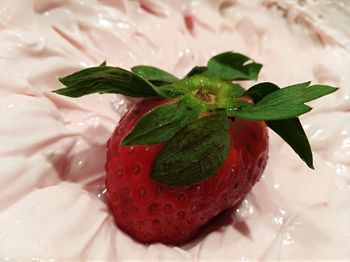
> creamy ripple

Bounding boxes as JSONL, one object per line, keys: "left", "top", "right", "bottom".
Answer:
{"left": 0, "top": 0, "right": 349, "bottom": 261}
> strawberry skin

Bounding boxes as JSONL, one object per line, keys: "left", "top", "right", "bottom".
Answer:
{"left": 105, "top": 99, "right": 268, "bottom": 245}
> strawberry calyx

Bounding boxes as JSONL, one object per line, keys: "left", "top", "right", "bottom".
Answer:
{"left": 54, "top": 51, "right": 337, "bottom": 186}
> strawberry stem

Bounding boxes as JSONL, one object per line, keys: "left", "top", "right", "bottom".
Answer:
{"left": 156, "top": 75, "right": 245, "bottom": 113}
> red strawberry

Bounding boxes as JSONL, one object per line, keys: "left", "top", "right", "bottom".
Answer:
{"left": 105, "top": 98, "right": 268, "bottom": 244}
{"left": 54, "top": 51, "right": 336, "bottom": 245}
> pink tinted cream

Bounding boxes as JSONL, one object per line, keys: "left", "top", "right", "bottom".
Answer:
{"left": 0, "top": 0, "right": 350, "bottom": 261}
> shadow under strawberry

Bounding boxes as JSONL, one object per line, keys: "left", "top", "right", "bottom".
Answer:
{"left": 181, "top": 200, "right": 252, "bottom": 249}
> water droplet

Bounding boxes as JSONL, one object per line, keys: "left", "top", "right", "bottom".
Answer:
{"left": 132, "top": 164, "right": 140, "bottom": 175}
{"left": 97, "top": 187, "right": 107, "bottom": 200}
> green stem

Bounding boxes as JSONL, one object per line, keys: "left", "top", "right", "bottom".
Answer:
{"left": 155, "top": 75, "right": 246, "bottom": 112}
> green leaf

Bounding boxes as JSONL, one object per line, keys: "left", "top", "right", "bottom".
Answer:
{"left": 207, "top": 51, "right": 262, "bottom": 81}
{"left": 244, "top": 82, "right": 314, "bottom": 168}
{"left": 54, "top": 66, "right": 159, "bottom": 98}
{"left": 244, "top": 82, "right": 280, "bottom": 101}
{"left": 268, "top": 119, "right": 314, "bottom": 169}
{"left": 122, "top": 100, "right": 198, "bottom": 145}
{"left": 185, "top": 66, "right": 207, "bottom": 78}
{"left": 151, "top": 113, "right": 230, "bottom": 186}
{"left": 228, "top": 82, "right": 337, "bottom": 120}
{"left": 131, "top": 65, "right": 178, "bottom": 86}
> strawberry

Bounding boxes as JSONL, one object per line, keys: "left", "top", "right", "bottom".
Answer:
{"left": 105, "top": 98, "right": 268, "bottom": 244}
{"left": 54, "top": 52, "right": 337, "bottom": 245}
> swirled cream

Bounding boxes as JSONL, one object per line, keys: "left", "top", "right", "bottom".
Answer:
{"left": 0, "top": 0, "right": 350, "bottom": 261}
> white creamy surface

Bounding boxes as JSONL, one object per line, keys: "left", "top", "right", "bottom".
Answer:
{"left": 0, "top": 0, "right": 350, "bottom": 261}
